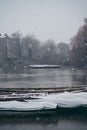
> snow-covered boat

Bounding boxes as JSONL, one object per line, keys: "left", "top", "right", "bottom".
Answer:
{"left": 0, "top": 99, "right": 57, "bottom": 116}
{"left": 0, "top": 91, "right": 87, "bottom": 116}
{"left": 0, "top": 92, "right": 47, "bottom": 101}
{"left": 28, "top": 65, "right": 60, "bottom": 69}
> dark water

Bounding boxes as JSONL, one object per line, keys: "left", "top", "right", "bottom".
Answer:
{"left": 0, "top": 68, "right": 87, "bottom": 88}
{"left": 0, "top": 115, "right": 87, "bottom": 130}
{"left": 0, "top": 68, "right": 87, "bottom": 130}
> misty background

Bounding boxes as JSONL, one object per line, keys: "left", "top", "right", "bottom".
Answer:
{"left": 0, "top": 0, "right": 87, "bottom": 43}
{"left": 0, "top": 0, "right": 87, "bottom": 72}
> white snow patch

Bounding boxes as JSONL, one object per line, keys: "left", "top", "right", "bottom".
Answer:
{"left": 0, "top": 92, "right": 87, "bottom": 110}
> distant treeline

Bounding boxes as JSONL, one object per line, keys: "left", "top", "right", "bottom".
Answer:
{"left": 0, "top": 33, "right": 70, "bottom": 72}
{"left": 0, "top": 18, "right": 87, "bottom": 72}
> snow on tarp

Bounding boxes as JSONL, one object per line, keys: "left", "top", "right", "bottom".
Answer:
{"left": 0, "top": 92, "right": 87, "bottom": 111}
{"left": 35, "top": 92, "right": 87, "bottom": 108}
{"left": 0, "top": 100, "right": 57, "bottom": 111}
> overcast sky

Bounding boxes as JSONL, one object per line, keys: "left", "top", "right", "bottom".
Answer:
{"left": 0, "top": 0, "right": 87, "bottom": 43}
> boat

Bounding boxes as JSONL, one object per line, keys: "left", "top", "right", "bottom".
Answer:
{"left": 0, "top": 92, "right": 47, "bottom": 101}
{"left": 28, "top": 65, "right": 60, "bottom": 69}
{"left": 0, "top": 99, "right": 57, "bottom": 116}
{"left": 0, "top": 86, "right": 87, "bottom": 116}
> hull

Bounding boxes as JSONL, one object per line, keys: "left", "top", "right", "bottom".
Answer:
{"left": 0, "top": 109, "right": 56, "bottom": 117}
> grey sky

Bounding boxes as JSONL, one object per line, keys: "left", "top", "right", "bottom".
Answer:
{"left": 0, "top": 0, "right": 87, "bottom": 43}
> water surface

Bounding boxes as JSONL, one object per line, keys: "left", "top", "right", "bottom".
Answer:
{"left": 0, "top": 115, "right": 87, "bottom": 130}
{"left": 0, "top": 68, "right": 87, "bottom": 88}
{"left": 0, "top": 68, "right": 87, "bottom": 130}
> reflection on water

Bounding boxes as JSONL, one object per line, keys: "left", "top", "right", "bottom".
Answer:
{"left": 0, "top": 68, "right": 87, "bottom": 88}
{"left": 0, "top": 115, "right": 87, "bottom": 130}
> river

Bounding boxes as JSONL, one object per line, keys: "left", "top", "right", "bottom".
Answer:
{"left": 0, "top": 68, "right": 87, "bottom": 130}
{"left": 0, "top": 68, "right": 87, "bottom": 88}
{"left": 0, "top": 115, "right": 87, "bottom": 130}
